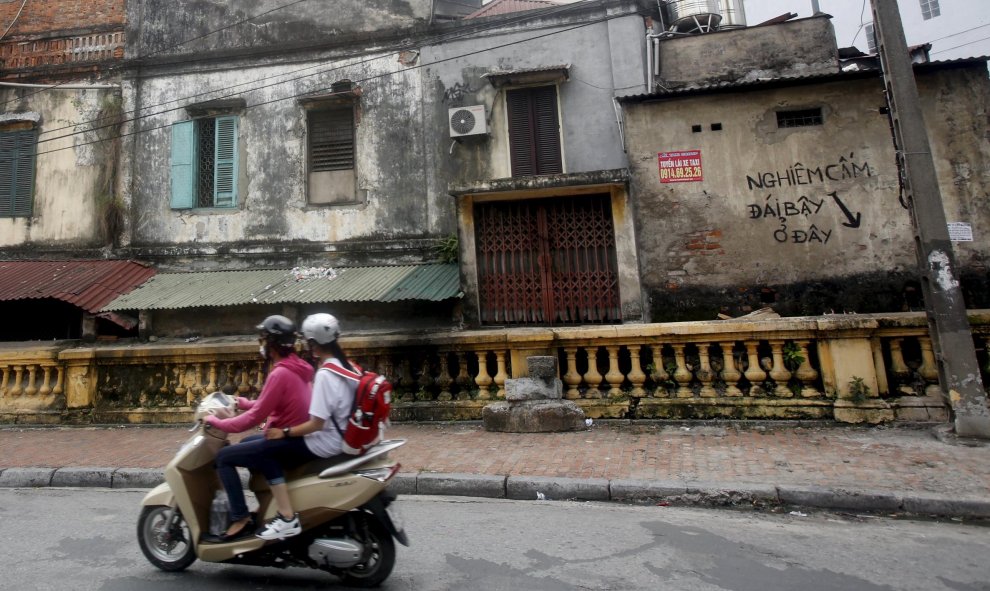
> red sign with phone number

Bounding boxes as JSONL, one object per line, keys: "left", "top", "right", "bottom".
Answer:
{"left": 658, "top": 150, "right": 703, "bottom": 183}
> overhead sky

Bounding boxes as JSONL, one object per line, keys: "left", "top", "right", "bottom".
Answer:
{"left": 741, "top": 0, "right": 990, "bottom": 60}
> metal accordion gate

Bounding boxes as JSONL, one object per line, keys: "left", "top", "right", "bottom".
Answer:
{"left": 474, "top": 194, "right": 621, "bottom": 325}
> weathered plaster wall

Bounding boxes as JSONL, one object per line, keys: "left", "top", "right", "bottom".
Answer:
{"left": 126, "top": 0, "right": 432, "bottom": 58}
{"left": 655, "top": 16, "right": 839, "bottom": 89}
{"left": 123, "top": 51, "right": 436, "bottom": 266}
{"left": 623, "top": 66, "right": 990, "bottom": 320}
{"left": 0, "top": 88, "right": 113, "bottom": 249}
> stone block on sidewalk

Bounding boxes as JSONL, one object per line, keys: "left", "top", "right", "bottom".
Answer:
{"left": 507, "top": 475, "right": 609, "bottom": 501}
{"left": 113, "top": 468, "right": 164, "bottom": 489}
{"left": 417, "top": 473, "right": 506, "bottom": 498}
{"left": 51, "top": 467, "right": 114, "bottom": 488}
{"left": 0, "top": 467, "right": 55, "bottom": 487}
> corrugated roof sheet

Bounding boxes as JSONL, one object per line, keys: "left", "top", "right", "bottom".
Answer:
{"left": 0, "top": 260, "right": 156, "bottom": 313}
{"left": 102, "top": 264, "right": 462, "bottom": 311}
{"left": 465, "top": 0, "right": 561, "bottom": 19}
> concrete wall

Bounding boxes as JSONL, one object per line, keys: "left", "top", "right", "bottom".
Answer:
{"left": 0, "top": 87, "right": 117, "bottom": 250}
{"left": 655, "top": 16, "right": 839, "bottom": 89}
{"left": 622, "top": 64, "right": 990, "bottom": 320}
{"left": 126, "top": 0, "right": 433, "bottom": 58}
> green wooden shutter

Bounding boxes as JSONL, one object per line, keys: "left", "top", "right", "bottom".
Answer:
{"left": 170, "top": 121, "right": 195, "bottom": 209}
{"left": 213, "top": 116, "right": 238, "bottom": 207}
{"left": 0, "top": 130, "right": 37, "bottom": 218}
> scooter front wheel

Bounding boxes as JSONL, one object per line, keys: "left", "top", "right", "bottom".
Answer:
{"left": 137, "top": 505, "right": 197, "bottom": 572}
{"left": 338, "top": 513, "right": 396, "bottom": 588}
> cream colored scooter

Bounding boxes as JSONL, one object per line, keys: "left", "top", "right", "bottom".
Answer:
{"left": 137, "top": 391, "right": 407, "bottom": 587}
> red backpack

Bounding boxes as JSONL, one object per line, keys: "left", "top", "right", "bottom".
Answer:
{"left": 322, "top": 361, "right": 392, "bottom": 455}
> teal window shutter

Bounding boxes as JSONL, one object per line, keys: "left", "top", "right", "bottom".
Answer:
{"left": 213, "top": 116, "right": 237, "bottom": 207}
{"left": 170, "top": 121, "right": 195, "bottom": 209}
{"left": 0, "top": 130, "right": 37, "bottom": 218}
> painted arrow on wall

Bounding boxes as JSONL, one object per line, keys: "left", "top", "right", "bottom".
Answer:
{"left": 828, "top": 191, "right": 862, "bottom": 228}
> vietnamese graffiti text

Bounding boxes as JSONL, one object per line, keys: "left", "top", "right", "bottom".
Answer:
{"left": 746, "top": 153, "right": 874, "bottom": 191}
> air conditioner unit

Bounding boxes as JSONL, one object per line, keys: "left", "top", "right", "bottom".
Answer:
{"left": 448, "top": 105, "right": 487, "bottom": 138}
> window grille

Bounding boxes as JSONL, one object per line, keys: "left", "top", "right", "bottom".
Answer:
{"left": 196, "top": 118, "right": 216, "bottom": 208}
{"left": 776, "top": 108, "right": 823, "bottom": 128}
{"left": 920, "top": 0, "right": 940, "bottom": 20}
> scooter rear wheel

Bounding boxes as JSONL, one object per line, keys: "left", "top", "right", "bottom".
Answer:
{"left": 137, "top": 505, "right": 197, "bottom": 572}
{"left": 338, "top": 513, "right": 396, "bottom": 588}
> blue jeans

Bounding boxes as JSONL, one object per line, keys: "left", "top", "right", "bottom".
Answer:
{"left": 215, "top": 434, "right": 317, "bottom": 522}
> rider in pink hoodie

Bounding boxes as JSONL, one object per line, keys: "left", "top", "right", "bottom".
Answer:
{"left": 204, "top": 315, "right": 314, "bottom": 541}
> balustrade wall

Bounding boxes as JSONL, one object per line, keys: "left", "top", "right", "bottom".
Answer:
{"left": 2, "top": 312, "right": 988, "bottom": 424}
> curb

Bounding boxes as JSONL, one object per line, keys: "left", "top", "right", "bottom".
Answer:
{"left": 2, "top": 466, "right": 988, "bottom": 519}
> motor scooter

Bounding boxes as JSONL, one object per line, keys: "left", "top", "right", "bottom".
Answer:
{"left": 137, "top": 391, "right": 407, "bottom": 587}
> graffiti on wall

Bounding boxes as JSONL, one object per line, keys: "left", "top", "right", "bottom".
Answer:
{"left": 745, "top": 153, "right": 870, "bottom": 245}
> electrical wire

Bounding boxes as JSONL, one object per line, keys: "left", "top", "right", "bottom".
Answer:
{"left": 930, "top": 34, "right": 990, "bottom": 55}
{"left": 0, "top": 0, "right": 30, "bottom": 42}
{"left": 33, "top": 0, "right": 607, "bottom": 144}
{"left": 33, "top": 7, "right": 634, "bottom": 157}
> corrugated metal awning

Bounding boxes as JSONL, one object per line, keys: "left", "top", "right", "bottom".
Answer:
{"left": 0, "top": 260, "right": 156, "bottom": 313}
{"left": 102, "top": 264, "right": 462, "bottom": 311}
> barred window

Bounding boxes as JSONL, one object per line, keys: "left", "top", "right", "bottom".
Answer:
{"left": 920, "top": 0, "right": 940, "bottom": 20}
{"left": 777, "top": 108, "right": 823, "bottom": 129}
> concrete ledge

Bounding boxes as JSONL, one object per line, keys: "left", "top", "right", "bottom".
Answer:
{"left": 417, "top": 473, "right": 506, "bottom": 498}
{"left": 51, "top": 467, "right": 114, "bottom": 488}
{"left": 777, "top": 485, "right": 901, "bottom": 512}
{"left": 902, "top": 495, "right": 990, "bottom": 518}
{"left": 112, "top": 468, "right": 164, "bottom": 489}
{"left": 609, "top": 478, "right": 687, "bottom": 502}
{"left": 390, "top": 472, "right": 418, "bottom": 496}
{"left": 0, "top": 467, "right": 55, "bottom": 487}
{"left": 507, "top": 476, "right": 610, "bottom": 501}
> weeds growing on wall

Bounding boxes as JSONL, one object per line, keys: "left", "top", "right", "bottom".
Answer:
{"left": 434, "top": 234, "right": 459, "bottom": 264}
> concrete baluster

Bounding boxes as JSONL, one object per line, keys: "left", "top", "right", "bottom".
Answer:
{"left": 627, "top": 345, "right": 647, "bottom": 398}
{"left": 474, "top": 351, "right": 493, "bottom": 400}
{"left": 744, "top": 341, "right": 767, "bottom": 396}
{"left": 190, "top": 363, "right": 203, "bottom": 399}
{"left": 25, "top": 365, "right": 38, "bottom": 396}
{"left": 254, "top": 361, "right": 265, "bottom": 394}
{"left": 493, "top": 351, "right": 508, "bottom": 400}
{"left": 794, "top": 340, "right": 820, "bottom": 397}
{"left": 52, "top": 365, "right": 64, "bottom": 396}
{"left": 695, "top": 343, "right": 716, "bottom": 397}
{"left": 649, "top": 344, "right": 669, "bottom": 397}
{"left": 399, "top": 358, "right": 416, "bottom": 402}
{"left": 455, "top": 352, "right": 472, "bottom": 400}
{"left": 604, "top": 346, "right": 624, "bottom": 398}
{"left": 159, "top": 364, "right": 170, "bottom": 394}
{"left": 174, "top": 364, "right": 187, "bottom": 399}
{"left": 206, "top": 362, "right": 218, "bottom": 393}
{"left": 720, "top": 342, "right": 743, "bottom": 396}
{"left": 436, "top": 351, "right": 454, "bottom": 401}
{"left": 671, "top": 344, "right": 693, "bottom": 398}
{"left": 917, "top": 337, "right": 940, "bottom": 398}
{"left": 768, "top": 341, "right": 793, "bottom": 397}
{"left": 562, "top": 348, "right": 582, "bottom": 400}
{"left": 39, "top": 366, "right": 53, "bottom": 396}
{"left": 582, "top": 346, "right": 603, "bottom": 399}
{"left": 0, "top": 365, "right": 8, "bottom": 396}
{"left": 416, "top": 357, "right": 434, "bottom": 401}
{"left": 10, "top": 366, "right": 23, "bottom": 396}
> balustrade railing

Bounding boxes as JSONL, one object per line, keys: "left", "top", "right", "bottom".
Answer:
{"left": 2, "top": 312, "right": 988, "bottom": 424}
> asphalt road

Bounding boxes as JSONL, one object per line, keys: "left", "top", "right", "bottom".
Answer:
{"left": 1, "top": 488, "right": 988, "bottom": 591}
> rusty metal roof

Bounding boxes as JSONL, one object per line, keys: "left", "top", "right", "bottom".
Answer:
{"left": 102, "top": 264, "right": 462, "bottom": 311}
{"left": 464, "top": 0, "right": 562, "bottom": 19}
{"left": 0, "top": 260, "right": 156, "bottom": 313}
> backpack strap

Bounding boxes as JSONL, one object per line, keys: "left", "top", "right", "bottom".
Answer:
{"left": 318, "top": 360, "right": 362, "bottom": 437}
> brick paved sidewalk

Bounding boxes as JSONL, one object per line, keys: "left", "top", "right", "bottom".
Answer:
{"left": 1, "top": 422, "right": 987, "bottom": 498}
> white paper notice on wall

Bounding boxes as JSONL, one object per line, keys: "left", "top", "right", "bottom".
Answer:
{"left": 948, "top": 222, "right": 973, "bottom": 242}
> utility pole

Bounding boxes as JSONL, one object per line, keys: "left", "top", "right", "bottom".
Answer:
{"left": 870, "top": 0, "right": 990, "bottom": 438}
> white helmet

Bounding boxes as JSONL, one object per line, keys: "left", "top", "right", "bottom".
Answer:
{"left": 302, "top": 313, "right": 340, "bottom": 345}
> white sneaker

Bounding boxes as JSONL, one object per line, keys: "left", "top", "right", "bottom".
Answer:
{"left": 256, "top": 513, "right": 301, "bottom": 540}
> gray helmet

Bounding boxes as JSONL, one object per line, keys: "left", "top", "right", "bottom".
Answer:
{"left": 256, "top": 315, "right": 296, "bottom": 348}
